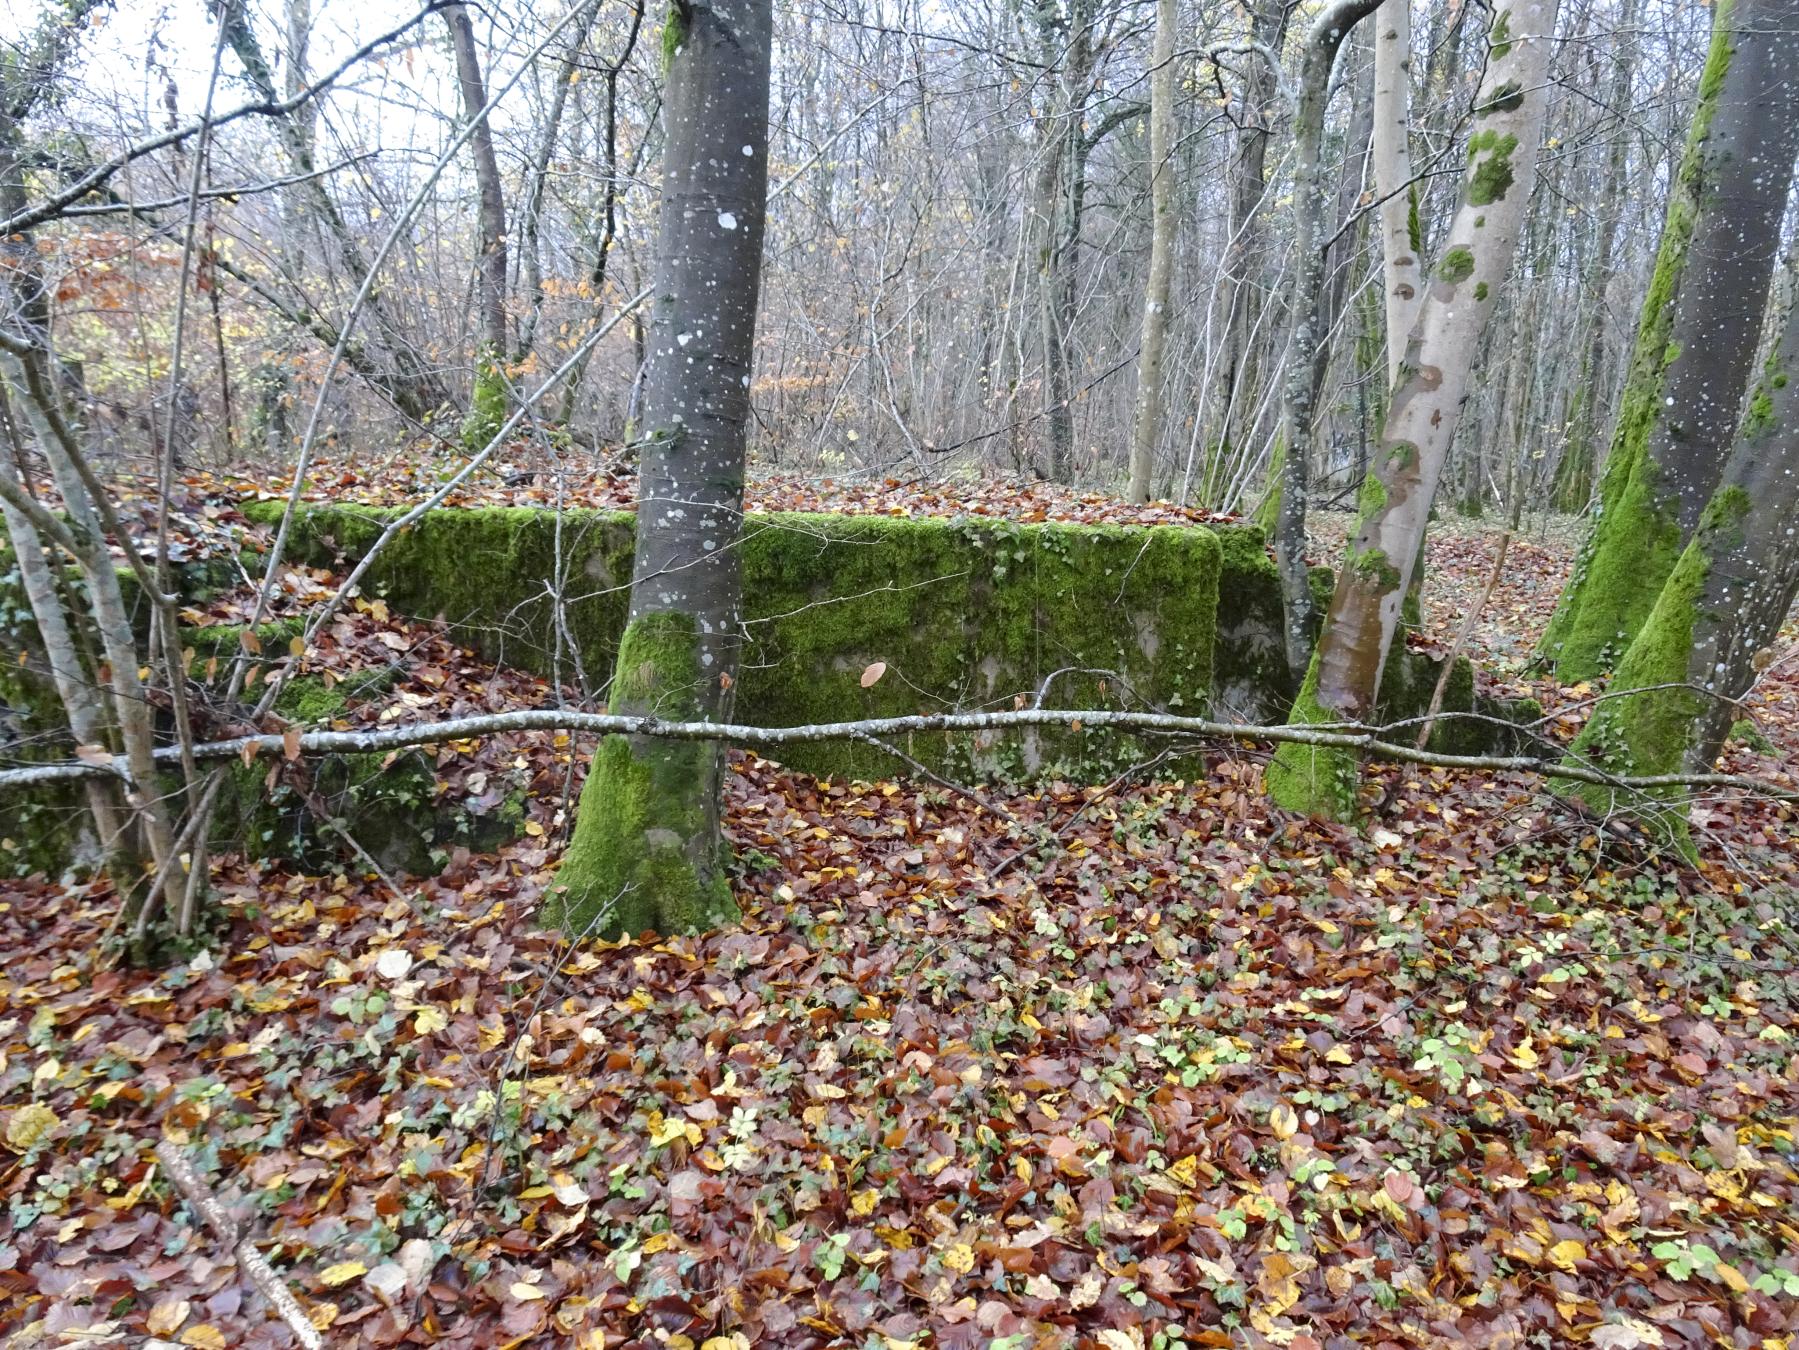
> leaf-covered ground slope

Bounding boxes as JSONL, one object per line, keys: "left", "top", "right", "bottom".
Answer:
{"left": 4, "top": 495, "right": 1799, "bottom": 1349}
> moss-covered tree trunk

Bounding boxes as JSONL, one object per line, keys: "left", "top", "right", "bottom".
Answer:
{"left": 1266, "top": 0, "right": 1560, "bottom": 819}
{"left": 544, "top": 0, "right": 772, "bottom": 939}
{"left": 1539, "top": 0, "right": 1799, "bottom": 680}
{"left": 1559, "top": 261, "right": 1799, "bottom": 841}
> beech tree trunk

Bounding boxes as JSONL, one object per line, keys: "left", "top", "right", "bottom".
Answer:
{"left": 1560, "top": 259, "right": 1799, "bottom": 842}
{"left": 545, "top": 0, "right": 772, "bottom": 939}
{"left": 444, "top": 2, "right": 512, "bottom": 454}
{"left": 1540, "top": 0, "right": 1799, "bottom": 681}
{"left": 1266, "top": 0, "right": 1561, "bottom": 819}
{"left": 1125, "top": 0, "right": 1176, "bottom": 503}
{"left": 1272, "top": 0, "right": 1387, "bottom": 677}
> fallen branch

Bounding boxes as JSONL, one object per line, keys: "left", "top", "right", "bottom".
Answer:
{"left": 154, "top": 1141, "right": 324, "bottom": 1350}
{"left": 4, "top": 704, "right": 1793, "bottom": 801}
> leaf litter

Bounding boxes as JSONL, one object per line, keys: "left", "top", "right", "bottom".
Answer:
{"left": 2, "top": 491, "right": 1798, "bottom": 1347}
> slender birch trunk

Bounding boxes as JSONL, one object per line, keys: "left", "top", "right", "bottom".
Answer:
{"left": 1126, "top": 0, "right": 1177, "bottom": 502}
{"left": 1267, "top": 0, "right": 1561, "bottom": 819}
{"left": 545, "top": 0, "right": 772, "bottom": 938}
{"left": 1372, "top": 0, "right": 1420, "bottom": 388}
{"left": 1540, "top": 0, "right": 1799, "bottom": 680}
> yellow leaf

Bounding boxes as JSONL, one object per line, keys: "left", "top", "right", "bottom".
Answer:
{"left": 1269, "top": 1103, "right": 1299, "bottom": 1140}
{"left": 181, "top": 1328, "right": 227, "bottom": 1349}
{"left": 851, "top": 1189, "right": 880, "bottom": 1216}
{"left": 510, "top": 1281, "right": 547, "bottom": 1301}
{"left": 1715, "top": 1261, "right": 1749, "bottom": 1293}
{"left": 413, "top": 1006, "right": 449, "bottom": 1035}
{"left": 147, "top": 1297, "right": 191, "bottom": 1335}
{"left": 4, "top": 1103, "right": 57, "bottom": 1152}
{"left": 1325, "top": 1044, "right": 1354, "bottom": 1065}
{"left": 702, "top": 1337, "right": 751, "bottom": 1350}
{"left": 1548, "top": 1239, "right": 1586, "bottom": 1271}
{"left": 318, "top": 1261, "right": 367, "bottom": 1287}
{"left": 308, "top": 1301, "right": 340, "bottom": 1330}
{"left": 1166, "top": 1154, "right": 1200, "bottom": 1190}
{"left": 1510, "top": 1039, "right": 1540, "bottom": 1069}
{"left": 941, "top": 1242, "right": 975, "bottom": 1274}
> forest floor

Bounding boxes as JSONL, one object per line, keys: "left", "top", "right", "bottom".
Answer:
{"left": 4, "top": 470, "right": 1799, "bottom": 1349}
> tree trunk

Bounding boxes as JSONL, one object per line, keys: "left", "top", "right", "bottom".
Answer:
{"left": 1371, "top": 0, "right": 1419, "bottom": 388}
{"left": 0, "top": 433, "right": 132, "bottom": 883}
{"left": 444, "top": 2, "right": 512, "bottom": 454}
{"left": 1266, "top": 0, "right": 1561, "bottom": 819}
{"left": 546, "top": 0, "right": 772, "bottom": 939}
{"left": 1272, "top": 0, "right": 1387, "bottom": 678}
{"left": 1539, "top": 0, "right": 1799, "bottom": 681}
{"left": 1559, "top": 258, "right": 1799, "bottom": 843}
{"left": 1552, "top": 0, "right": 1636, "bottom": 513}
{"left": 1125, "top": 0, "right": 1176, "bottom": 502}
{"left": 1211, "top": 0, "right": 1287, "bottom": 484}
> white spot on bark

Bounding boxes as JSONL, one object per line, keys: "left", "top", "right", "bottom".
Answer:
{"left": 718, "top": 211, "right": 738, "bottom": 230}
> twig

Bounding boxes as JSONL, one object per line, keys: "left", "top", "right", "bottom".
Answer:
{"left": 4, "top": 704, "right": 1793, "bottom": 802}
{"left": 153, "top": 1141, "right": 324, "bottom": 1350}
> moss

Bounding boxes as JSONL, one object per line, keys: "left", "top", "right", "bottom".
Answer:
{"left": 1265, "top": 653, "right": 1361, "bottom": 820}
{"left": 258, "top": 503, "right": 1223, "bottom": 783}
{"left": 462, "top": 345, "right": 509, "bottom": 458}
{"left": 1437, "top": 247, "right": 1476, "bottom": 285}
{"left": 1539, "top": 0, "right": 1736, "bottom": 679}
{"left": 1488, "top": 7, "right": 1513, "bottom": 60}
{"left": 1555, "top": 544, "right": 1710, "bottom": 853}
{"left": 1474, "top": 281, "right": 1490, "bottom": 302}
{"left": 1480, "top": 80, "right": 1524, "bottom": 115}
{"left": 1466, "top": 131, "right": 1520, "bottom": 206}
{"left": 1407, "top": 186, "right": 1422, "bottom": 256}
{"left": 660, "top": 0, "right": 687, "bottom": 73}
{"left": 545, "top": 613, "right": 738, "bottom": 938}
{"left": 1728, "top": 718, "right": 1774, "bottom": 753}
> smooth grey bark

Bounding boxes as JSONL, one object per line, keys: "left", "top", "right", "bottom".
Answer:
{"left": 1554, "top": 0, "right": 1636, "bottom": 512}
{"left": 548, "top": 0, "right": 773, "bottom": 938}
{"left": 1563, "top": 256, "right": 1799, "bottom": 827}
{"left": 444, "top": 2, "right": 510, "bottom": 363}
{"left": 1273, "top": 0, "right": 1388, "bottom": 678}
{"left": 1126, "top": 0, "right": 1177, "bottom": 502}
{"left": 1212, "top": 0, "right": 1288, "bottom": 478}
{"left": 1543, "top": 0, "right": 1799, "bottom": 679}
{"left": 1371, "top": 0, "right": 1419, "bottom": 388}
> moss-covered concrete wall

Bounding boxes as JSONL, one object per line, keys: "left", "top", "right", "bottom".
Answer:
{"left": 242, "top": 503, "right": 1225, "bottom": 781}
{"left": 0, "top": 505, "right": 1518, "bottom": 875}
